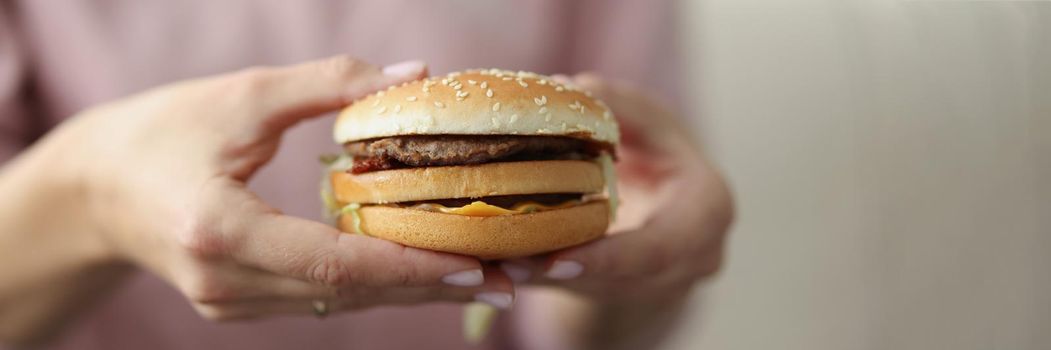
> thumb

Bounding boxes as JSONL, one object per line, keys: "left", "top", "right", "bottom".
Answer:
{"left": 233, "top": 56, "right": 428, "bottom": 131}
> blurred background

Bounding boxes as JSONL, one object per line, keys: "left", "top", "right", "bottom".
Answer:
{"left": 670, "top": 1, "right": 1049, "bottom": 349}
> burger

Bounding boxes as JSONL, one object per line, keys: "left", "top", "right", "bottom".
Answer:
{"left": 321, "top": 69, "right": 619, "bottom": 260}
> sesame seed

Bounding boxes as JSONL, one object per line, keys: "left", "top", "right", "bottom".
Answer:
{"left": 539, "top": 106, "right": 548, "bottom": 114}
{"left": 377, "top": 106, "right": 387, "bottom": 114}
{"left": 480, "top": 82, "right": 488, "bottom": 89}
{"left": 518, "top": 80, "right": 529, "bottom": 88}
{"left": 555, "top": 86, "right": 565, "bottom": 92}
{"left": 406, "top": 96, "right": 418, "bottom": 102}
{"left": 372, "top": 99, "right": 381, "bottom": 107}
{"left": 534, "top": 96, "right": 547, "bottom": 106}
{"left": 569, "top": 100, "right": 583, "bottom": 111}
{"left": 394, "top": 104, "right": 402, "bottom": 113}
{"left": 491, "top": 117, "right": 500, "bottom": 127}
{"left": 434, "top": 101, "right": 445, "bottom": 108}
{"left": 502, "top": 77, "right": 513, "bottom": 81}
{"left": 456, "top": 91, "right": 469, "bottom": 98}
{"left": 509, "top": 114, "right": 519, "bottom": 124}
{"left": 486, "top": 89, "right": 494, "bottom": 98}
{"left": 492, "top": 102, "right": 501, "bottom": 112}
{"left": 537, "top": 80, "right": 548, "bottom": 85}
{"left": 453, "top": 84, "right": 462, "bottom": 90}
{"left": 377, "top": 91, "right": 386, "bottom": 97}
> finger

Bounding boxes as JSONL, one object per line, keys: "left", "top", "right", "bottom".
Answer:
{"left": 228, "top": 56, "right": 428, "bottom": 131}
{"left": 242, "top": 215, "right": 484, "bottom": 288}
{"left": 540, "top": 181, "right": 728, "bottom": 285}
{"left": 549, "top": 74, "right": 572, "bottom": 84}
{"left": 500, "top": 257, "right": 547, "bottom": 284}
{"left": 545, "top": 230, "right": 671, "bottom": 284}
{"left": 473, "top": 265, "right": 516, "bottom": 309}
{"left": 248, "top": 216, "right": 485, "bottom": 288}
{"left": 571, "top": 73, "right": 684, "bottom": 138}
{"left": 193, "top": 289, "right": 471, "bottom": 322}
{"left": 190, "top": 179, "right": 485, "bottom": 289}
{"left": 179, "top": 260, "right": 337, "bottom": 302}
{"left": 195, "top": 272, "right": 516, "bottom": 321}
{"left": 329, "top": 265, "right": 513, "bottom": 310}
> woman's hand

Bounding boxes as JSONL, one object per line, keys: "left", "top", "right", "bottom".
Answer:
{"left": 509, "top": 73, "right": 732, "bottom": 300}
{"left": 508, "top": 74, "right": 733, "bottom": 350}
{"left": 0, "top": 57, "right": 513, "bottom": 343}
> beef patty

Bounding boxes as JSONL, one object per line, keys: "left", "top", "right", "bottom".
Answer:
{"left": 346, "top": 135, "right": 610, "bottom": 173}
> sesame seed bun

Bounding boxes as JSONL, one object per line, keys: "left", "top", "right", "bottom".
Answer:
{"left": 330, "top": 160, "right": 604, "bottom": 204}
{"left": 340, "top": 201, "right": 610, "bottom": 260}
{"left": 335, "top": 69, "right": 620, "bottom": 144}
{"left": 328, "top": 69, "right": 618, "bottom": 260}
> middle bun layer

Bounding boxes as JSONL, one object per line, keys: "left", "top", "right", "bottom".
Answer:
{"left": 330, "top": 160, "right": 604, "bottom": 204}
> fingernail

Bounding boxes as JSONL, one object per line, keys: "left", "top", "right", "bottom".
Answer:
{"left": 500, "top": 262, "right": 531, "bottom": 283}
{"left": 442, "top": 269, "right": 484, "bottom": 287}
{"left": 382, "top": 60, "right": 426, "bottom": 77}
{"left": 546, "top": 260, "right": 584, "bottom": 280}
{"left": 474, "top": 292, "right": 514, "bottom": 310}
{"left": 550, "top": 74, "right": 573, "bottom": 85}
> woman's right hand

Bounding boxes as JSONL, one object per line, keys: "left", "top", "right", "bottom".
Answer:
{"left": 42, "top": 56, "right": 512, "bottom": 320}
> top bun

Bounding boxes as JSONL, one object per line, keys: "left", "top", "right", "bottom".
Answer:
{"left": 335, "top": 69, "right": 619, "bottom": 144}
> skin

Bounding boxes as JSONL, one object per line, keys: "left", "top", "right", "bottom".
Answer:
{"left": 0, "top": 58, "right": 732, "bottom": 349}
{"left": 0, "top": 57, "right": 514, "bottom": 346}
{"left": 510, "top": 74, "right": 733, "bottom": 350}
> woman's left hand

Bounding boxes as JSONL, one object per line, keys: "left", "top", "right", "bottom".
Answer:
{"left": 505, "top": 73, "right": 733, "bottom": 302}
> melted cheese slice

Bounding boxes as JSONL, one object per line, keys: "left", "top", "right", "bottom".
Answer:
{"left": 413, "top": 200, "right": 580, "bottom": 216}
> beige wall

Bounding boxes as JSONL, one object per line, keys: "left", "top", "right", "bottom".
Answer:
{"left": 671, "top": 1, "right": 1050, "bottom": 349}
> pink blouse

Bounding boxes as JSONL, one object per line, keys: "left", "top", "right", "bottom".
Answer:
{"left": 0, "top": 1, "right": 680, "bottom": 349}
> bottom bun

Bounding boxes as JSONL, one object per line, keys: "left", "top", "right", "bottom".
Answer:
{"left": 339, "top": 201, "right": 610, "bottom": 260}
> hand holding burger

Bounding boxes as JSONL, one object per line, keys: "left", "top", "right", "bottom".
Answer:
{"left": 322, "top": 71, "right": 733, "bottom": 349}
{"left": 0, "top": 57, "right": 517, "bottom": 341}
{"left": 508, "top": 74, "right": 733, "bottom": 350}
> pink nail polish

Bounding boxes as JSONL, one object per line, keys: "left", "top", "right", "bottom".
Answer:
{"left": 442, "top": 269, "right": 484, "bottom": 286}
{"left": 474, "top": 292, "right": 514, "bottom": 310}
{"left": 546, "top": 260, "right": 584, "bottom": 280}
{"left": 382, "top": 61, "right": 425, "bottom": 77}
